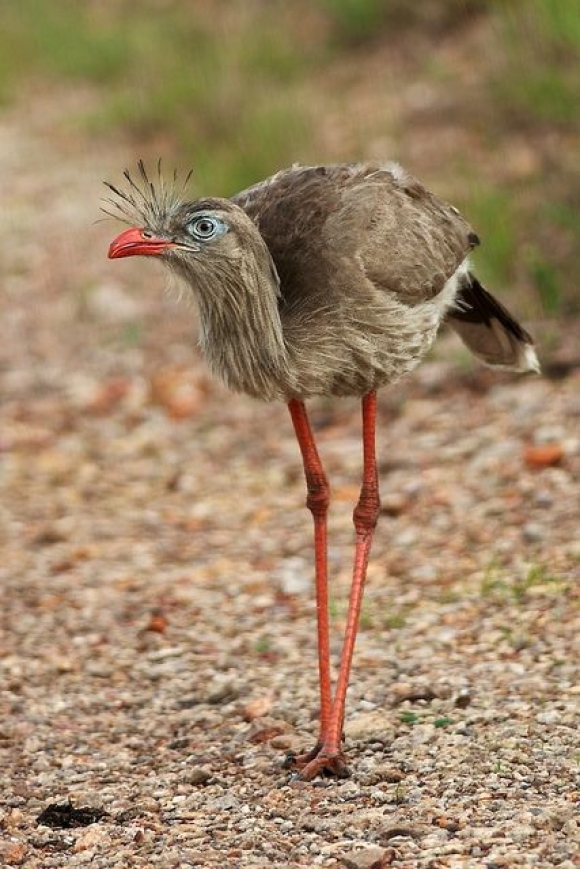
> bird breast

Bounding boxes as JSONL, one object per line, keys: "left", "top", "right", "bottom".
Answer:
{"left": 195, "top": 255, "right": 465, "bottom": 402}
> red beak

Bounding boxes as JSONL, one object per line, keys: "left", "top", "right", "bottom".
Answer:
{"left": 108, "top": 227, "right": 175, "bottom": 259}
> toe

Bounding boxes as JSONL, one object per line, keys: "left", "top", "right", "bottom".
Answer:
{"left": 296, "top": 752, "right": 351, "bottom": 781}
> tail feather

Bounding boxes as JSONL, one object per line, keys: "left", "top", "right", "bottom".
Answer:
{"left": 446, "top": 275, "right": 540, "bottom": 373}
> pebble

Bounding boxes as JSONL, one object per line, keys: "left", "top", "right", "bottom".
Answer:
{"left": 187, "top": 767, "right": 212, "bottom": 785}
{"left": 534, "top": 490, "right": 554, "bottom": 508}
{"left": 522, "top": 522, "right": 544, "bottom": 543}
{"left": 344, "top": 710, "right": 391, "bottom": 741}
{"left": 339, "top": 845, "right": 390, "bottom": 868}
{"left": 533, "top": 424, "right": 565, "bottom": 444}
{"left": 273, "top": 557, "right": 311, "bottom": 595}
{"left": 0, "top": 843, "right": 27, "bottom": 865}
{"left": 72, "top": 827, "right": 111, "bottom": 853}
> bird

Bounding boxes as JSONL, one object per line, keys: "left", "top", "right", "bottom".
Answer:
{"left": 106, "top": 160, "right": 539, "bottom": 781}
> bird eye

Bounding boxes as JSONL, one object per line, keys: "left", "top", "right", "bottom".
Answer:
{"left": 188, "top": 216, "right": 219, "bottom": 240}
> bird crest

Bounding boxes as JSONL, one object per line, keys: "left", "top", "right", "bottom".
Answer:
{"left": 102, "top": 159, "right": 193, "bottom": 230}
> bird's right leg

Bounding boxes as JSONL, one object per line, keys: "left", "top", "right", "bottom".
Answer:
{"left": 283, "top": 399, "right": 333, "bottom": 770}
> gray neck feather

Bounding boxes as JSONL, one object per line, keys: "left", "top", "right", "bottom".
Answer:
{"left": 174, "top": 248, "right": 289, "bottom": 400}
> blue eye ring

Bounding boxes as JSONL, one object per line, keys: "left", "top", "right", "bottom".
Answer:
{"left": 188, "top": 215, "right": 219, "bottom": 240}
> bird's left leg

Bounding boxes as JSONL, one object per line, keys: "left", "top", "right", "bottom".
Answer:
{"left": 283, "top": 399, "right": 334, "bottom": 771}
{"left": 298, "top": 391, "right": 380, "bottom": 781}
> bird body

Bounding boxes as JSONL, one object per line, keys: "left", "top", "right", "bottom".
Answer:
{"left": 107, "top": 160, "right": 539, "bottom": 780}
{"left": 108, "top": 162, "right": 537, "bottom": 401}
{"left": 230, "top": 162, "right": 472, "bottom": 400}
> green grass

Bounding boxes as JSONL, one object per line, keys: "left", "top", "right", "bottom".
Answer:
{"left": 119, "top": 322, "right": 145, "bottom": 349}
{"left": 492, "top": 0, "right": 580, "bottom": 129}
{"left": 480, "top": 560, "right": 566, "bottom": 603}
{"left": 528, "top": 255, "right": 563, "bottom": 316}
{"left": 471, "top": 0, "right": 580, "bottom": 317}
{"left": 318, "top": 0, "right": 388, "bottom": 44}
{"left": 466, "top": 180, "right": 579, "bottom": 316}
{"left": 1, "top": 1, "right": 578, "bottom": 318}
{"left": 319, "top": 0, "right": 486, "bottom": 44}
{"left": 533, "top": 201, "right": 580, "bottom": 315}
{"left": 399, "top": 710, "right": 419, "bottom": 725}
{"left": 0, "top": 2, "right": 319, "bottom": 192}
{"left": 0, "top": 4, "right": 118, "bottom": 97}
{"left": 468, "top": 190, "right": 517, "bottom": 289}
{"left": 330, "top": 596, "right": 407, "bottom": 632}
{"left": 399, "top": 711, "right": 453, "bottom": 728}
{"left": 254, "top": 636, "right": 272, "bottom": 655}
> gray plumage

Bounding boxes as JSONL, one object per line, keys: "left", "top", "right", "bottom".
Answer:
{"left": 106, "top": 161, "right": 539, "bottom": 401}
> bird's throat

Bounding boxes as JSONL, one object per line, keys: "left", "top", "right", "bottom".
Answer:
{"left": 180, "top": 261, "right": 290, "bottom": 401}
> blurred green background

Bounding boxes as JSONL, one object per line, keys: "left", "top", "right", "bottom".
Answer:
{"left": 1, "top": 0, "right": 578, "bottom": 323}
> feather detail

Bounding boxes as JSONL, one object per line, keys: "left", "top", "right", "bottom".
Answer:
{"left": 102, "top": 160, "right": 193, "bottom": 228}
{"left": 447, "top": 275, "right": 540, "bottom": 373}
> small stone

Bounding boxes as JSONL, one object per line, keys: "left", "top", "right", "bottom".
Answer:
{"left": 4, "top": 809, "right": 25, "bottom": 829}
{"left": 533, "top": 424, "right": 565, "bottom": 444}
{"left": 144, "top": 611, "right": 169, "bottom": 634}
{"left": 536, "top": 709, "right": 561, "bottom": 724}
{"left": 380, "top": 825, "right": 423, "bottom": 842}
{"left": 344, "top": 710, "right": 391, "bottom": 742}
{"left": 72, "top": 826, "right": 110, "bottom": 853}
{"left": 273, "top": 556, "right": 310, "bottom": 595}
{"left": 187, "top": 767, "right": 211, "bottom": 785}
{"left": 365, "top": 764, "right": 405, "bottom": 785}
{"left": 522, "top": 522, "right": 544, "bottom": 543}
{"left": 269, "top": 733, "right": 294, "bottom": 750}
{"left": 207, "top": 680, "right": 240, "bottom": 704}
{"left": 454, "top": 688, "right": 472, "bottom": 708}
{"left": 511, "top": 824, "right": 536, "bottom": 842}
{"left": 524, "top": 443, "right": 564, "bottom": 468}
{"left": 534, "top": 490, "right": 554, "bottom": 508}
{"left": 246, "top": 716, "right": 287, "bottom": 744}
{"left": 380, "top": 493, "right": 408, "bottom": 516}
{"left": 340, "top": 845, "right": 390, "bottom": 869}
{"left": 0, "top": 842, "right": 27, "bottom": 865}
{"left": 393, "top": 527, "right": 419, "bottom": 547}
{"left": 241, "top": 694, "right": 274, "bottom": 721}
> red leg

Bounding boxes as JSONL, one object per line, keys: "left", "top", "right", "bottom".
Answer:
{"left": 286, "top": 400, "right": 332, "bottom": 758}
{"left": 299, "top": 392, "right": 380, "bottom": 780}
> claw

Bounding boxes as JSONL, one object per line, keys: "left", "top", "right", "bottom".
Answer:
{"left": 282, "top": 742, "right": 322, "bottom": 770}
{"left": 283, "top": 746, "right": 351, "bottom": 781}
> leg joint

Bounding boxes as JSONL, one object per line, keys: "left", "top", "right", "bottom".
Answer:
{"left": 305, "top": 472, "right": 330, "bottom": 518}
{"left": 353, "top": 485, "right": 380, "bottom": 535}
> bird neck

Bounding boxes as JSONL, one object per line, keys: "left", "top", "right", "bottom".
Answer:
{"left": 179, "top": 254, "right": 290, "bottom": 400}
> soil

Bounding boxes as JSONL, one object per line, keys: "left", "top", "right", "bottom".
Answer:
{"left": 1, "top": 90, "right": 578, "bottom": 868}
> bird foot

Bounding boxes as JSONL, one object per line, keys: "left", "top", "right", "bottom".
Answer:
{"left": 283, "top": 746, "right": 351, "bottom": 781}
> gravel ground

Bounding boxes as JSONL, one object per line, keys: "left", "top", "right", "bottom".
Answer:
{"left": 1, "top": 93, "right": 579, "bottom": 868}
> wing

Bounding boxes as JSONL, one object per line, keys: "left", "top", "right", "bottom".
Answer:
{"left": 325, "top": 164, "right": 478, "bottom": 304}
{"left": 232, "top": 163, "right": 478, "bottom": 307}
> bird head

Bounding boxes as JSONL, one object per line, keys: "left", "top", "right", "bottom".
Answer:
{"left": 105, "top": 162, "right": 287, "bottom": 397}
{"left": 108, "top": 197, "right": 244, "bottom": 261}
{"left": 105, "top": 161, "right": 279, "bottom": 296}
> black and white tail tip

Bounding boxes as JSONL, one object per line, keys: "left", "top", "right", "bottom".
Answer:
{"left": 448, "top": 275, "right": 540, "bottom": 374}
